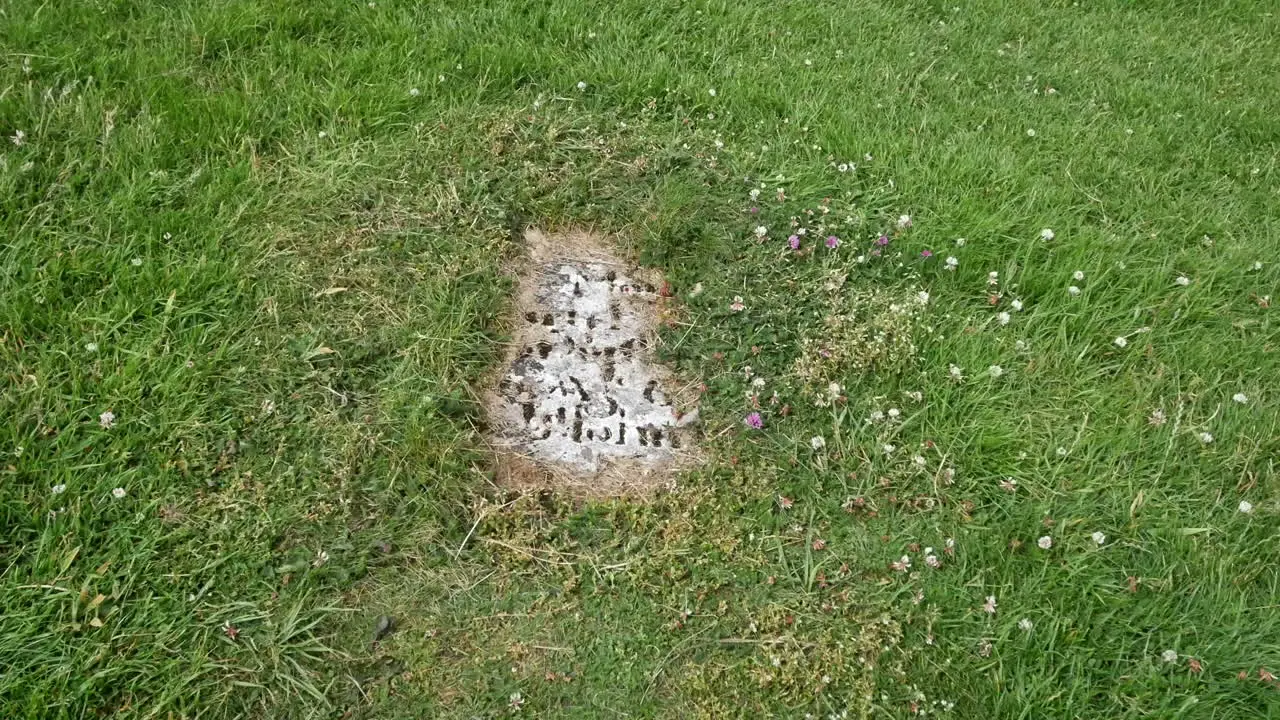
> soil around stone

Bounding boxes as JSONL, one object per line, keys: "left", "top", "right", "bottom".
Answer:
{"left": 482, "top": 228, "right": 700, "bottom": 496}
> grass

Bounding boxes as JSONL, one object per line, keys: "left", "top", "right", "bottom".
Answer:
{"left": 2, "top": 0, "right": 1278, "bottom": 717}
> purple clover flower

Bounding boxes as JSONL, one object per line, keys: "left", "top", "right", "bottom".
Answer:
{"left": 788, "top": 235, "right": 800, "bottom": 250}
{"left": 876, "top": 235, "right": 890, "bottom": 246}
{"left": 744, "top": 412, "right": 763, "bottom": 429}
{"left": 825, "top": 235, "right": 840, "bottom": 249}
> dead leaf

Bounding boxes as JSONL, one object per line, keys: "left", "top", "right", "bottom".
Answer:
{"left": 60, "top": 546, "right": 80, "bottom": 575}
{"left": 89, "top": 617, "right": 104, "bottom": 628}
{"left": 1129, "top": 490, "right": 1145, "bottom": 518}
{"left": 314, "top": 287, "right": 348, "bottom": 298}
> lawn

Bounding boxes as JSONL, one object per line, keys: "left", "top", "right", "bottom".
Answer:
{"left": 2, "top": 0, "right": 1278, "bottom": 717}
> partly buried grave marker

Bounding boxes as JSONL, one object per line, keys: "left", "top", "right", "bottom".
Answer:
{"left": 484, "top": 229, "right": 698, "bottom": 493}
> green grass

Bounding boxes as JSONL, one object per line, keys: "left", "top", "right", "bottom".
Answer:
{"left": 3, "top": 0, "right": 1279, "bottom": 717}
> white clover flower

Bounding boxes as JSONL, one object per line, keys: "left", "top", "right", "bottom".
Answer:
{"left": 917, "top": 290, "right": 930, "bottom": 304}
{"left": 1175, "top": 275, "right": 1190, "bottom": 287}
{"left": 1239, "top": 500, "right": 1254, "bottom": 514}
{"left": 1037, "top": 535, "right": 1052, "bottom": 550}
{"left": 945, "top": 256, "right": 958, "bottom": 270}
{"left": 882, "top": 444, "right": 896, "bottom": 455}
{"left": 1068, "top": 285, "right": 1081, "bottom": 296}
{"left": 1092, "top": 531, "right": 1106, "bottom": 545}
{"left": 810, "top": 436, "right": 826, "bottom": 450}
{"left": 1010, "top": 299, "right": 1024, "bottom": 311}
{"left": 989, "top": 365, "right": 1004, "bottom": 378}
{"left": 409, "top": 87, "right": 420, "bottom": 96}
{"left": 1026, "top": 128, "right": 1037, "bottom": 137}
{"left": 949, "top": 364, "right": 964, "bottom": 380}
{"left": 897, "top": 214, "right": 912, "bottom": 229}
{"left": 1114, "top": 336, "right": 1128, "bottom": 348}
{"left": 988, "top": 271, "right": 999, "bottom": 285}
{"left": 887, "top": 408, "right": 901, "bottom": 419}
{"left": 1040, "top": 228, "right": 1055, "bottom": 241}
{"left": 111, "top": 487, "right": 126, "bottom": 499}
{"left": 754, "top": 225, "right": 768, "bottom": 238}
{"left": 86, "top": 342, "right": 99, "bottom": 352}
{"left": 1073, "top": 270, "right": 1085, "bottom": 281}
{"left": 576, "top": 81, "right": 587, "bottom": 91}
{"left": 99, "top": 411, "right": 116, "bottom": 429}
{"left": 955, "top": 237, "right": 966, "bottom": 247}
{"left": 708, "top": 88, "right": 717, "bottom": 96}
{"left": 1232, "top": 393, "right": 1248, "bottom": 404}
{"left": 1161, "top": 649, "right": 1178, "bottom": 663}
{"left": 997, "top": 311, "right": 1011, "bottom": 326}
{"left": 52, "top": 484, "right": 67, "bottom": 495}
{"left": 1018, "top": 618, "right": 1034, "bottom": 632}
{"left": 1198, "top": 432, "right": 1214, "bottom": 444}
